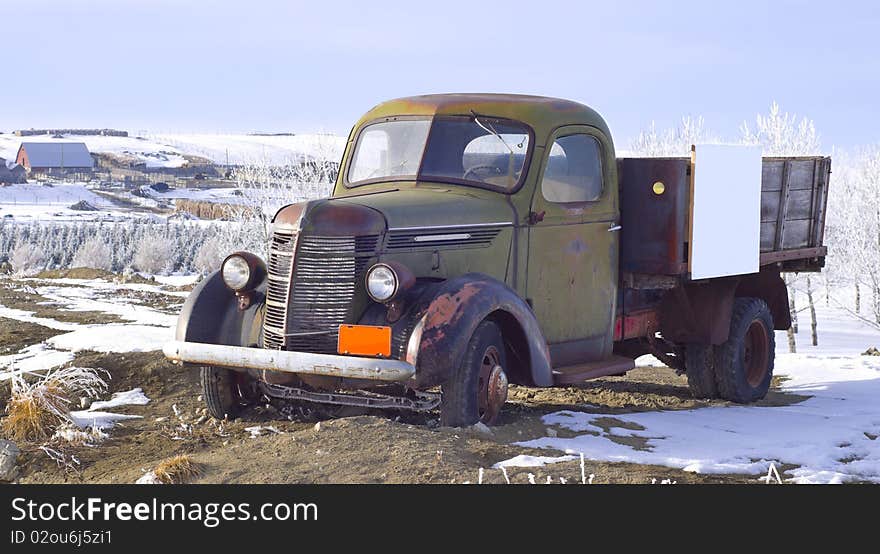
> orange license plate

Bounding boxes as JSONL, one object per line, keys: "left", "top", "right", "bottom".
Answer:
{"left": 337, "top": 325, "right": 392, "bottom": 357}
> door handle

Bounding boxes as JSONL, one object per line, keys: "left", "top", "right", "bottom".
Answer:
{"left": 608, "top": 223, "right": 622, "bottom": 232}
{"left": 527, "top": 211, "right": 546, "bottom": 225}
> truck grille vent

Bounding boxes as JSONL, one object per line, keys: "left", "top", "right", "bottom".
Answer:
{"left": 263, "top": 228, "right": 298, "bottom": 350}
{"left": 386, "top": 227, "right": 501, "bottom": 250}
{"left": 275, "top": 234, "right": 379, "bottom": 354}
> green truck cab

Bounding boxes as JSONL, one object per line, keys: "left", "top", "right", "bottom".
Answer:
{"left": 165, "top": 94, "right": 830, "bottom": 426}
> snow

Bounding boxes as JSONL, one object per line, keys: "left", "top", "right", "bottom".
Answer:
{"left": 0, "top": 277, "right": 185, "bottom": 380}
{"left": 0, "top": 182, "right": 109, "bottom": 206}
{"left": 48, "top": 325, "right": 173, "bottom": 353}
{"left": 150, "top": 274, "right": 200, "bottom": 287}
{"left": 0, "top": 134, "right": 187, "bottom": 169}
{"left": 493, "top": 454, "right": 578, "bottom": 468}
{"left": 69, "top": 409, "right": 142, "bottom": 429}
{"left": 69, "top": 388, "right": 151, "bottom": 430}
{"left": 87, "top": 388, "right": 150, "bottom": 411}
{"left": 1, "top": 132, "right": 344, "bottom": 169}
{"left": 0, "top": 305, "right": 78, "bottom": 331}
{"left": 136, "top": 471, "right": 162, "bottom": 484}
{"left": 0, "top": 181, "right": 166, "bottom": 223}
{"left": 34, "top": 282, "right": 178, "bottom": 326}
{"left": 499, "top": 302, "right": 880, "bottom": 483}
{"left": 0, "top": 344, "right": 76, "bottom": 380}
{"left": 144, "top": 133, "right": 345, "bottom": 166}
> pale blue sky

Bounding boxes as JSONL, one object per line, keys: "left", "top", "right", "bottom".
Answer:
{"left": 2, "top": 0, "right": 877, "bottom": 150}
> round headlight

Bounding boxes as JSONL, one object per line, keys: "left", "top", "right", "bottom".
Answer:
{"left": 222, "top": 255, "right": 251, "bottom": 291}
{"left": 366, "top": 264, "right": 398, "bottom": 302}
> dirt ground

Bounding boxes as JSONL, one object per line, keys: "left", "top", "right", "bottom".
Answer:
{"left": 0, "top": 277, "right": 809, "bottom": 484}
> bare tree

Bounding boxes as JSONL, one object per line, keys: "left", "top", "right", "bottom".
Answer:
{"left": 227, "top": 134, "right": 341, "bottom": 257}
{"left": 741, "top": 102, "right": 822, "bottom": 350}
{"left": 629, "top": 116, "right": 711, "bottom": 157}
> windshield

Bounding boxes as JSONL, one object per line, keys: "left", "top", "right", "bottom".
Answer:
{"left": 346, "top": 116, "right": 532, "bottom": 191}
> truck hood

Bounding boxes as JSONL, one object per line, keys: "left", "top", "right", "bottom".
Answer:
{"left": 326, "top": 186, "right": 516, "bottom": 231}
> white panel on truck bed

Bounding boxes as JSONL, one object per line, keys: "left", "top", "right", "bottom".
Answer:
{"left": 690, "top": 144, "right": 762, "bottom": 280}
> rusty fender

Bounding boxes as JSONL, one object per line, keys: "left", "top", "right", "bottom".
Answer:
{"left": 411, "top": 273, "right": 553, "bottom": 389}
{"left": 173, "top": 269, "right": 265, "bottom": 348}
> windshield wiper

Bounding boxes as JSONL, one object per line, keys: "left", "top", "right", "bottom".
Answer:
{"left": 471, "top": 110, "right": 517, "bottom": 186}
{"left": 471, "top": 110, "right": 514, "bottom": 154}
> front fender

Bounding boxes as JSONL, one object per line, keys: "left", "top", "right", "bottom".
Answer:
{"left": 174, "top": 270, "right": 265, "bottom": 348}
{"left": 412, "top": 273, "right": 553, "bottom": 389}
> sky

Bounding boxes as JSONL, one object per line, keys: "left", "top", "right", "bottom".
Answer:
{"left": 2, "top": 0, "right": 878, "bottom": 150}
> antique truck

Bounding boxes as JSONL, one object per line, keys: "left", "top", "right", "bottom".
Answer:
{"left": 164, "top": 94, "right": 830, "bottom": 426}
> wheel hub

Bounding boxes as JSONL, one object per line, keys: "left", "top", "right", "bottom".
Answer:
{"left": 478, "top": 346, "right": 508, "bottom": 424}
{"left": 744, "top": 319, "right": 770, "bottom": 387}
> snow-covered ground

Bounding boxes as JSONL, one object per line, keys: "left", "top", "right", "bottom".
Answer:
{"left": 499, "top": 299, "right": 880, "bottom": 484}
{"left": 0, "top": 132, "right": 344, "bottom": 168}
{"left": 0, "top": 181, "right": 174, "bottom": 223}
{"left": 144, "top": 133, "right": 344, "bottom": 166}
{"left": 0, "top": 277, "right": 186, "bottom": 380}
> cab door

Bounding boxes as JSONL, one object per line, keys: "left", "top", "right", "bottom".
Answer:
{"left": 525, "top": 125, "right": 619, "bottom": 367}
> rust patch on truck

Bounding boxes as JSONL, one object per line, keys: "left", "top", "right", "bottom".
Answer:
{"left": 422, "top": 283, "right": 482, "bottom": 342}
{"left": 410, "top": 275, "right": 554, "bottom": 389}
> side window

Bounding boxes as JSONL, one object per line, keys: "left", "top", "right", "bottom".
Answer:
{"left": 541, "top": 134, "right": 604, "bottom": 203}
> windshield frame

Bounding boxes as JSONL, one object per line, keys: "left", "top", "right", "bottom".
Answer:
{"left": 343, "top": 114, "right": 536, "bottom": 194}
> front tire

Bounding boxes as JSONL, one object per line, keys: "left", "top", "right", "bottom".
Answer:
{"left": 713, "top": 298, "right": 775, "bottom": 403}
{"left": 440, "top": 320, "right": 509, "bottom": 427}
{"left": 201, "top": 366, "right": 248, "bottom": 419}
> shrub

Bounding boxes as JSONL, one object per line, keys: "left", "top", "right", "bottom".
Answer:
{"left": 70, "top": 236, "right": 113, "bottom": 271}
{"left": 132, "top": 234, "right": 174, "bottom": 274}
{"left": 9, "top": 243, "right": 46, "bottom": 277}
{"left": 2, "top": 367, "right": 107, "bottom": 443}
{"left": 193, "top": 236, "right": 225, "bottom": 274}
{"left": 153, "top": 454, "right": 202, "bottom": 484}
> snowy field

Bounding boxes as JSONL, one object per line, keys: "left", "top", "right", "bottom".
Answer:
{"left": 0, "top": 180, "right": 254, "bottom": 223}
{"left": 498, "top": 297, "right": 880, "bottom": 483}
{"left": 0, "top": 132, "right": 344, "bottom": 168}
{"left": 0, "top": 182, "right": 143, "bottom": 223}
{"left": 144, "top": 133, "right": 345, "bottom": 166}
{"left": 0, "top": 276, "right": 194, "bottom": 379}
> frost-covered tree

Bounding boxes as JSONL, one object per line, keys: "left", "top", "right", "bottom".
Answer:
{"left": 230, "top": 135, "right": 340, "bottom": 253}
{"left": 629, "top": 116, "right": 711, "bottom": 157}
{"left": 132, "top": 233, "right": 175, "bottom": 274}
{"left": 848, "top": 145, "right": 880, "bottom": 324}
{"left": 193, "top": 235, "right": 225, "bottom": 274}
{"left": 740, "top": 101, "right": 820, "bottom": 156}
{"left": 9, "top": 242, "right": 46, "bottom": 277}
{"left": 70, "top": 236, "right": 113, "bottom": 271}
{"left": 740, "top": 102, "right": 824, "bottom": 350}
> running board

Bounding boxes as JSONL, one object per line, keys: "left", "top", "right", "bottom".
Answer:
{"left": 552, "top": 355, "right": 636, "bottom": 385}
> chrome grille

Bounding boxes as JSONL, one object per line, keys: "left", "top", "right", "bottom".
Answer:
{"left": 263, "top": 228, "right": 298, "bottom": 350}
{"left": 265, "top": 233, "right": 379, "bottom": 354}
{"left": 387, "top": 227, "right": 501, "bottom": 250}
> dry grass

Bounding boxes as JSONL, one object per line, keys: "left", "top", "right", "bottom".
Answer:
{"left": 2, "top": 367, "right": 107, "bottom": 443}
{"left": 153, "top": 454, "right": 202, "bottom": 484}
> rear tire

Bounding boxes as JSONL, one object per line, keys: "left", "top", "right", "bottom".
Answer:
{"left": 440, "top": 320, "right": 508, "bottom": 427}
{"left": 685, "top": 343, "right": 718, "bottom": 399}
{"left": 713, "top": 298, "right": 775, "bottom": 403}
{"left": 201, "top": 366, "right": 247, "bottom": 419}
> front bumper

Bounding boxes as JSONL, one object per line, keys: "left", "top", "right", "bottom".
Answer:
{"left": 162, "top": 341, "right": 415, "bottom": 382}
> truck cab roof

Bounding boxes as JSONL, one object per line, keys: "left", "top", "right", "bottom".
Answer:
{"left": 355, "top": 93, "right": 614, "bottom": 146}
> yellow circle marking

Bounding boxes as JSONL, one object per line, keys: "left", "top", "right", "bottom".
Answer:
{"left": 652, "top": 181, "right": 665, "bottom": 195}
